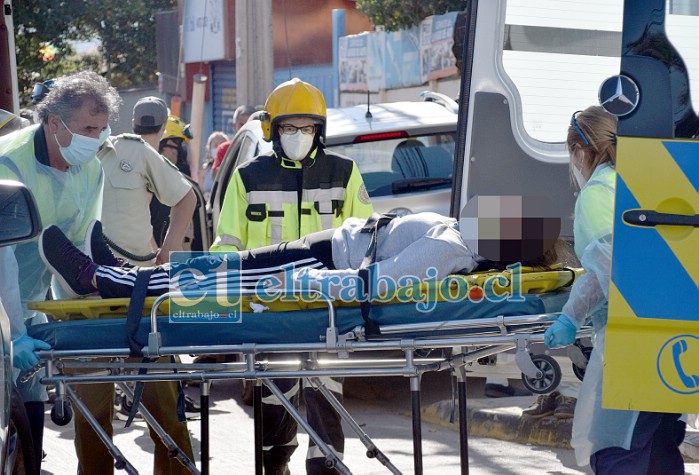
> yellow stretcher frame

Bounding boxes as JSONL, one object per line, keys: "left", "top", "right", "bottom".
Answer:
{"left": 29, "top": 266, "right": 582, "bottom": 320}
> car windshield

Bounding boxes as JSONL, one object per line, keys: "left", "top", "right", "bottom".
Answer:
{"left": 329, "top": 133, "right": 456, "bottom": 196}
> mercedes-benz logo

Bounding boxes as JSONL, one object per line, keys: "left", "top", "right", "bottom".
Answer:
{"left": 599, "top": 74, "right": 640, "bottom": 117}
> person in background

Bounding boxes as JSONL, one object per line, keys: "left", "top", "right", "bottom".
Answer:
{"left": 159, "top": 115, "right": 193, "bottom": 176}
{"left": 0, "top": 71, "right": 120, "bottom": 471}
{"left": 151, "top": 115, "right": 197, "bottom": 250}
{"left": 99, "top": 97, "right": 196, "bottom": 265}
{"left": 211, "top": 78, "right": 374, "bottom": 475}
{"left": 210, "top": 104, "right": 256, "bottom": 178}
{"left": 200, "top": 130, "right": 229, "bottom": 200}
{"left": 232, "top": 104, "right": 256, "bottom": 134}
{"left": 0, "top": 109, "right": 30, "bottom": 136}
{"left": 544, "top": 106, "right": 685, "bottom": 474}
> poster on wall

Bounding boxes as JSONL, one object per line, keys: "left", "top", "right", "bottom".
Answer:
{"left": 183, "top": 0, "right": 226, "bottom": 63}
{"left": 339, "top": 33, "right": 370, "bottom": 91}
{"left": 367, "top": 31, "right": 385, "bottom": 92}
{"left": 384, "top": 27, "right": 422, "bottom": 88}
{"left": 420, "top": 12, "right": 459, "bottom": 82}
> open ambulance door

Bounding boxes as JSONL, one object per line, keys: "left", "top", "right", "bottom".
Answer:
{"left": 453, "top": 0, "right": 623, "bottom": 244}
{"left": 603, "top": 0, "right": 699, "bottom": 413}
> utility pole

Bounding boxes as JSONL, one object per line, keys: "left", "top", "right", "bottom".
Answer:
{"left": 235, "top": 0, "right": 274, "bottom": 107}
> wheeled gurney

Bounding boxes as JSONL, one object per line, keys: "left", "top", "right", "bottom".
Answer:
{"left": 27, "top": 266, "right": 591, "bottom": 474}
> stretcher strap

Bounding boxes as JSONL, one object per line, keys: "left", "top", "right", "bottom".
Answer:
{"left": 125, "top": 268, "right": 154, "bottom": 357}
{"left": 359, "top": 213, "right": 397, "bottom": 337}
{"left": 123, "top": 268, "right": 157, "bottom": 426}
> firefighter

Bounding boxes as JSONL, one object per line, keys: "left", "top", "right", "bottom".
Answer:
{"left": 211, "top": 77, "right": 374, "bottom": 474}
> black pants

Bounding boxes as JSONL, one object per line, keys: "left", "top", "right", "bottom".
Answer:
{"left": 94, "top": 229, "right": 336, "bottom": 298}
{"left": 590, "top": 411, "right": 686, "bottom": 475}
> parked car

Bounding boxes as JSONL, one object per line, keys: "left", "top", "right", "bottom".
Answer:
{"left": 0, "top": 179, "right": 43, "bottom": 473}
{"left": 207, "top": 92, "right": 459, "bottom": 236}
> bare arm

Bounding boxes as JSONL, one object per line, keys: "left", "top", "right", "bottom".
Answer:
{"left": 156, "top": 189, "right": 197, "bottom": 264}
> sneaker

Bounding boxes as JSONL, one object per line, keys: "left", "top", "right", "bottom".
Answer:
{"left": 84, "top": 220, "right": 122, "bottom": 267}
{"left": 39, "top": 225, "right": 97, "bottom": 298}
{"left": 484, "top": 383, "right": 532, "bottom": 398}
{"left": 522, "top": 391, "right": 559, "bottom": 418}
{"left": 553, "top": 395, "right": 576, "bottom": 419}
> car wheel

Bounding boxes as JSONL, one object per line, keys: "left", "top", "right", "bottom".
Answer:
{"left": 9, "top": 386, "right": 38, "bottom": 475}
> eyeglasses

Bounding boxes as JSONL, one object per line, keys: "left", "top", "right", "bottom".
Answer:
{"left": 278, "top": 124, "right": 316, "bottom": 136}
{"left": 570, "top": 111, "right": 590, "bottom": 145}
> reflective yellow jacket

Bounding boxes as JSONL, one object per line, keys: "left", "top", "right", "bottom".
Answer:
{"left": 211, "top": 147, "right": 374, "bottom": 251}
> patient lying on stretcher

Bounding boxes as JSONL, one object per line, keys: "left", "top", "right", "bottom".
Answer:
{"left": 39, "top": 212, "right": 562, "bottom": 302}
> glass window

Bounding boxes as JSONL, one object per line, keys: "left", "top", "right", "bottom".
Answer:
{"left": 329, "top": 133, "right": 455, "bottom": 197}
{"left": 501, "top": 0, "right": 623, "bottom": 143}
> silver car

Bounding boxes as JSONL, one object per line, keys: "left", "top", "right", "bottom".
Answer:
{"left": 208, "top": 93, "right": 458, "bottom": 235}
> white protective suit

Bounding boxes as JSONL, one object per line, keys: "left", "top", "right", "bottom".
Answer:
{"left": 0, "top": 125, "right": 103, "bottom": 401}
{"left": 562, "top": 163, "right": 641, "bottom": 466}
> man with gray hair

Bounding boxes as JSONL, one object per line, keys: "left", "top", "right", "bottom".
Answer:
{"left": 0, "top": 70, "right": 121, "bottom": 471}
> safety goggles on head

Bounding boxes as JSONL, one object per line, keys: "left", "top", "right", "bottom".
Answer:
{"left": 183, "top": 124, "right": 193, "bottom": 141}
{"left": 278, "top": 123, "right": 316, "bottom": 136}
{"left": 570, "top": 110, "right": 591, "bottom": 145}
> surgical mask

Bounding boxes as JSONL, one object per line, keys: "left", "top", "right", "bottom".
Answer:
{"left": 280, "top": 131, "right": 314, "bottom": 161}
{"left": 573, "top": 165, "right": 588, "bottom": 189}
{"left": 55, "top": 119, "right": 110, "bottom": 166}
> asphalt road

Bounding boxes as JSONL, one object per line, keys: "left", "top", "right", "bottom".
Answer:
{"left": 38, "top": 374, "right": 699, "bottom": 474}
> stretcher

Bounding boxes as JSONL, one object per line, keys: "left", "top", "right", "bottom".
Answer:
{"left": 27, "top": 266, "right": 591, "bottom": 475}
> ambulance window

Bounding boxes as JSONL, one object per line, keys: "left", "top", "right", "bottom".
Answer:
{"left": 666, "top": 0, "right": 699, "bottom": 114}
{"left": 501, "top": 0, "right": 623, "bottom": 143}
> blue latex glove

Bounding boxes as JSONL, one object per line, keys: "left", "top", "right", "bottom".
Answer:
{"left": 13, "top": 334, "right": 51, "bottom": 371}
{"left": 544, "top": 315, "right": 578, "bottom": 348}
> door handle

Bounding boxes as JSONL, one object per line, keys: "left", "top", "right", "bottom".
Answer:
{"left": 623, "top": 209, "right": 699, "bottom": 228}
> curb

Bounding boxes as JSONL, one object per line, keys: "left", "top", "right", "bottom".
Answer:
{"left": 421, "top": 398, "right": 572, "bottom": 449}
{"left": 422, "top": 398, "right": 699, "bottom": 462}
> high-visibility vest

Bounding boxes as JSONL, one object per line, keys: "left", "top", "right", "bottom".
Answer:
{"left": 573, "top": 163, "right": 616, "bottom": 259}
{"left": 211, "top": 148, "right": 374, "bottom": 252}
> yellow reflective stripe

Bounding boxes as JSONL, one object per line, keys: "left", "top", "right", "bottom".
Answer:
{"left": 619, "top": 138, "right": 699, "bottom": 285}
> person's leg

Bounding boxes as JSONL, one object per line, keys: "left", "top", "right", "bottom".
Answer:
{"left": 262, "top": 378, "right": 301, "bottom": 473}
{"left": 72, "top": 382, "right": 117, "bottom": 475}
{"left": 94, "top": 265, "right": 171, "bottom": 298}
{"left": 648, "top": 413, "right": 685, "bottom": 475}
{"left": 304, "top": 377, "right": 345, "bottom": 475}
{"left": 15, "top": 367, "right": 47, "bottom": 472}
{"left": 589, "top": 411, "right": 684, "bottom": 475}
{"left": 23, "top": 401, "right": 44, "bottom": 469}
{"left": 139, "top": 364, "right": 195, "bottom": 475}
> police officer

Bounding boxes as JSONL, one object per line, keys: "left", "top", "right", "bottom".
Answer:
{"left": 211, "top": 78, "right": 374, "bottom": 474}
{"left": 98, "top": 97, "right": 196, "bottom": 265}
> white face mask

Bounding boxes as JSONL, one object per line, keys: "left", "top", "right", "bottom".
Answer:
{"left": 280, "top": 131, "right": 314, "bottom": 161}
{"left": 573, "top": 165, "right": 588, "bottom": 189}
{"left": 55, "top": 118, "right": 110, "bottom": 166}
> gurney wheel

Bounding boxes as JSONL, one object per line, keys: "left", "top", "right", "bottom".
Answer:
{"left": 572, "top": 344, "right": 592, "bottom": 381}
{"left": 50, "top": 400, "right": 73, "bottom": 426}
{"left": 521, "top": 354, "right": 561, "bottom": 394}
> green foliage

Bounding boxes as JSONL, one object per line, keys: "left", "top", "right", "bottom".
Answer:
{"left": 356, "top": 0, "right": 466, "bottom": 32}
{"left": 12, "top": 0, "right": 175, "bottom": 107}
